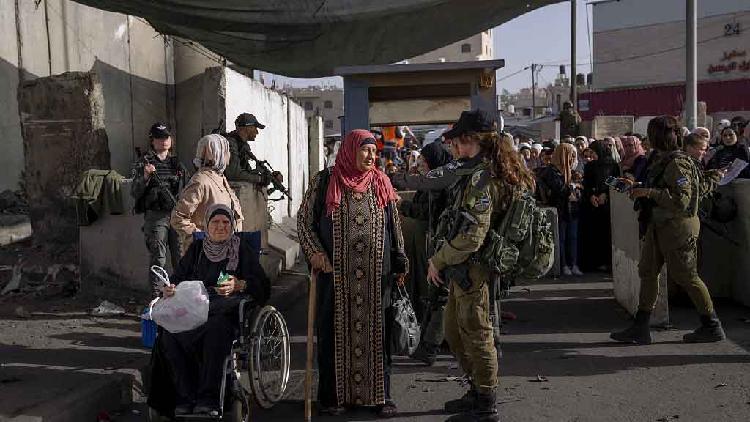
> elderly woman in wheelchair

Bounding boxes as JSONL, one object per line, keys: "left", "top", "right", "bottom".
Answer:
{"left": 148, "top": 203, "right": 277, "bottom": 419}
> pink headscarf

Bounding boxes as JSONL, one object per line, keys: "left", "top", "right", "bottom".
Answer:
{"left": 620, "top": 136, "right": 645, "bottom": 169}
{"left": 325, "top": 129, "right": 399, "bottom": 215}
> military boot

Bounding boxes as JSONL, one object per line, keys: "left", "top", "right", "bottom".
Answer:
{"left": 471, "top": 389, "right": 500, "bottom": 422}
{"left": 411, "top": 341, "right": 438, "bottom": 366}
{"left": 683, "top": 312, "right": 726, "bottom": 343}
{"left": 444, "top": 382, "right": 477, "bottom": 414}
{"left": 610, "top": 310, "right": 652, "bottom": 345}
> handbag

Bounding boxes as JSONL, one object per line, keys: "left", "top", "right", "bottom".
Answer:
{"left": 391, "top": 284, "right": 421, "bottom": 356}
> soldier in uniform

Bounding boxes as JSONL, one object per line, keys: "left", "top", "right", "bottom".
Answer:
{"left": 558, "top": 101, "right": 581, "bottom": 138}
{"left": 427, "top": 110, "right": 535, "bottom": 422}
{"left": 392, "top": 137, "right": 504, "bottom": 365}
{"left": 224, "top": 113, "right": 283, "bottom": 186}
{"left": 611, "top": 116, "right": 727, "bottom": 345}
{"left": 131, "top": 123, "right": 188, "bottom": 298}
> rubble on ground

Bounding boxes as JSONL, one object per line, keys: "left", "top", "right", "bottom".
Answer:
{"left": 0, "top": 189, "right": 29, "bottom": 215}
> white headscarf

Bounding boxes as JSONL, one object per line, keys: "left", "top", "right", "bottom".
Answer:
{"left": 194, "top": 134, "right": 230, "bottom": 173}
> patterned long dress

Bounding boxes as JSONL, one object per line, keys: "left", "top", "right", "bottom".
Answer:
{"left": 298, "top": 169, "right": 407, "bottom": 407}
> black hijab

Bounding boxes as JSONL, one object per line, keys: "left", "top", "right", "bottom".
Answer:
{"left": 421, "top": 141, "right": 453, "bottom": 170}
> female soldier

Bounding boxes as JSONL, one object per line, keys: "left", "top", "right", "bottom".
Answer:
{"left": 426, "top": 110, "right": 535, "bottom": 422}
{"left": 610, "top": 116, "right": 726, "bottom": 345}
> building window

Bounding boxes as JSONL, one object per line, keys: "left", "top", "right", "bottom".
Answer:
{"left": 461, "top": 43, "right": 471, "bottom": 53}
{"left": 324, "top": 100, "right": 333, "bottom": 109}
{"left": 304, "top": 101, "right": 313, "bottom": 111}
{"left": 325, "top": 120, "right": 334, "bottom": 129}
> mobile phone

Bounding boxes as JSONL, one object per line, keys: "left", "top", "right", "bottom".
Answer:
{"left": 605, "top": 176, "right": 638, "bottom": 193}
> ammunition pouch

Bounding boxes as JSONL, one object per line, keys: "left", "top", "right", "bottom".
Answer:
{"left": 475, "top": 229, "right": 520, "bottom": 276}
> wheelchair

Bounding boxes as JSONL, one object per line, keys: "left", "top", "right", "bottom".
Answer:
{"left": 147, "top": 299, "right": 291, "bottom": 421}
{"left": 146, "top": 232, "right": 291, "bottom": 421}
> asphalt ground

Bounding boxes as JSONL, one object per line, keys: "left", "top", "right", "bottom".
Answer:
{"left": 106, "top": 272, "right": 750, "bottom": 422}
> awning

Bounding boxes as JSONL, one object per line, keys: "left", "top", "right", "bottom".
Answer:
{"left": 71, "top": 0, "right": 562, "bottom": 77}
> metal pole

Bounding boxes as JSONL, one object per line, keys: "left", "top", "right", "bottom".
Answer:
{"left": 531, "top": 63, "right": 536, "bottom": 119}
{"left": 686, "top": 0, "right": 698, "bottom": 129}
{"left": 571, "top": 0, "right": 577, "bottom": 108}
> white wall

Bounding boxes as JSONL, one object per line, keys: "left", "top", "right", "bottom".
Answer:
{"left": 287, "top": 102, "right": 309, "bottom": 217}
{"left": 224, "top": 68, "right": 308, "bottom": 222}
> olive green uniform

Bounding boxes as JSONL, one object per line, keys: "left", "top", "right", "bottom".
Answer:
{"left": 393, "top": 159, "right": 504, "bottom": 349}
{"left": 559, "top": 108, "right": 581, "bottom": 138}
{"left": 224, "top": 131, "right": 267, "bottom": 184}
{"left": 431, "top": 159, "right": 509, "bottom": 393}
{"left": 637, "top": 152, "right": 720, "bottom": 315}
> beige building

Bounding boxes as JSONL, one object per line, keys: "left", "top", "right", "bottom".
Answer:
{"left": 583, "top": 0, "right": 750, "bottom": 121}
{"left": 288, "top": 86, "right": 344, "bottom": 136}
{"left": 289, "top": 31, "right": 494, "bottom": 136}
{"left": 409, "top": 31, "right": 494, "bottom": 64}
{"left": 593, "top": 0, "right": 750, "bottom": 90}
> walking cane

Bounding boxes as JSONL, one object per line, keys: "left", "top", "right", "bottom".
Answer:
{"left": 304, "top": 270, "right": 317, "bottom": 421}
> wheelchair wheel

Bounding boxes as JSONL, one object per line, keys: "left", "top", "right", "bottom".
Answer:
{"left": 244, "top": 305, "right": 291, "bottom": 409}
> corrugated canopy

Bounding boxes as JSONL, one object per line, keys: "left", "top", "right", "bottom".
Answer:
{"left": 72, "top": 0, "right": 562, "bottom": 77}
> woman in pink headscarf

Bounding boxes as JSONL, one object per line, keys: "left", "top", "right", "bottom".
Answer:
{"left": 297, "top": 129, "right": 408, "bottom": 417}
{"left": 620, "top": 135, "right": 647, "bottom": 182}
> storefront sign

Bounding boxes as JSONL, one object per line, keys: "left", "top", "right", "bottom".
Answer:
{"left": 708, "top": 49, "right": 750, "bottom": 74}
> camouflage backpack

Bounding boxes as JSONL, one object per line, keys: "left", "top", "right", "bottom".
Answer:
{"left": 476, "top": 190, "right": 555, "bottom": 280}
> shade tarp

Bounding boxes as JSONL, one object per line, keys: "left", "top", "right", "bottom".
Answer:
{"left": 72, "top": 0, "right": 561, "bottom": 77}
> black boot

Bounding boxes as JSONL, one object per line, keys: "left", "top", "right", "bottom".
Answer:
{"left": 683, "top": 312, "right": 726, "bottom": 343}
{"left": 411, "top": 341, "right": 438, "bottom": 366}
{"left": 444, "top": 382, "right": 477, "bottom": 414}
{"left": 610, "top": 310, "right": 652, "bottom": 345}
{"left": 471, "top": 389, "right": 499, "bottom": 422}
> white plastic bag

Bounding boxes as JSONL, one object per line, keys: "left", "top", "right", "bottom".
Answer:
{"left": 149, "top": 266, "right": 210, "bottom": 334}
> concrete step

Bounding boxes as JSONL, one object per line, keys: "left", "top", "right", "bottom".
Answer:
{"left": 267, "top": 228, "right": 300, "bottom": 271}
{"left": 260, "top": 248, "right": 284, "bottom": 281}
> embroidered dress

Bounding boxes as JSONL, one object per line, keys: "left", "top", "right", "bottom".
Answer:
{"left": 332, "top": 188, "right": 386, "bottom": 405}
{"left": 298, "top": 170, "right": 407, "bottom": 408}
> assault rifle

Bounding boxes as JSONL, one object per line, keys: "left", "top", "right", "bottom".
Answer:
{"left": 245, "top": 150, "right": 292, "bottom": 201}
{"left": 133, "top": 147, "right": 179, "bottom": 211}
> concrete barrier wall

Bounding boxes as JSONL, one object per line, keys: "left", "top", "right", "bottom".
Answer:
{"left": 1, "top": 1, "right": 174, "bottom": 191}
{"left": 287, "top": 100, "right": 309, "bottom": 217}
{"left": 698, "top": 180, "right": 750, "bottom": 306}
{"left": 224, "top": 68, "right": 309, "bottom": 222}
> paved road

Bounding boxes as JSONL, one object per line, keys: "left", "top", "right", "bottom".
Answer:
{"left": 116, "top": 273, "right": 750, "bottom": 421}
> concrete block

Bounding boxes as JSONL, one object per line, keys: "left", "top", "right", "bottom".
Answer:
{"left": 610, "top": 190, "right": 669, "bottom": 326}
{"left": 268, "top": 228, "right": 300, "bottom": 270}
{"left": 0, "top": 215, "right": 32, "bottom": 246}
{"left": 542, "top": 207, "right": 561, "bottom": 278}
{"left": 231, "top": 181, "right": 269, "bottom": 246}
{"left": 699, "top": 180, "right": 750, "bottom": 306}
{"left": 18, "top": 72, "right": 111, "bottom": 247}
{"left": 80, "top": 211, "right": 152, "bottom": 295}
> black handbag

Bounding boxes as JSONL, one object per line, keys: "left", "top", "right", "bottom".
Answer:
{"left": 391, "top": 285, "right": 421, "bottom": 356}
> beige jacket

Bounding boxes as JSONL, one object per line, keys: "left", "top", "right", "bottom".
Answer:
{"left": 170, "top": 168, "right": 244, "bottom": 254}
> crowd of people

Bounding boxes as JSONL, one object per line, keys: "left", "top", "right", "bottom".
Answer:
{"left": 131, "top": 108, "right": 747, "bottom": 421}
{"left": 381, "top": 115, "right": 750, "bottom": 280}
